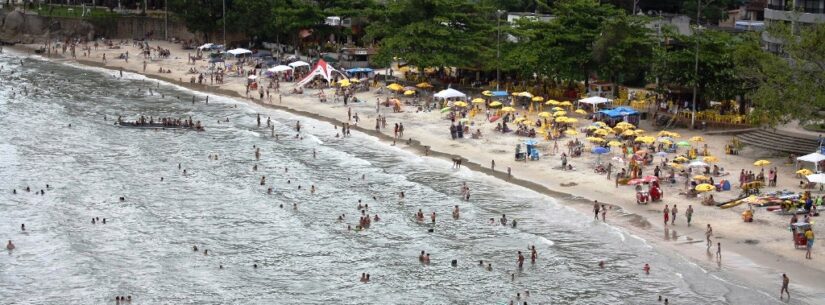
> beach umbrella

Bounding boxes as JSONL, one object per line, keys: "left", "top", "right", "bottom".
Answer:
{"left": 501, "top": 107, "right": 516, "bottom": 112}
{"left": 387, "top": 83, "right": 404, "bottom": 91}
{"left": 676, "top": 141, "right": 691, "bottom": 147}
{"left": 592, "top": 147, "right": 610, "bottom": 154}
{"left": 703, "top": 156, "right": 719, "bottom": 163}
{"left": 553, "top": 111, "right": 567, "bottom": 117}
{"left": 404, "top": 90, "right": 416, "bottom": 96}
{"left": 658, "top": 131, "right": 673, "bottom": 137}
{"left": 532, "top": 96, "right": 544, "bottom": 102}
{"left": 564, "top": 130, "right": 579, "bottom": 136}
{"left": 634, "top": 129, "right": 646, "bottom": 135}
{"left": 754, "top": 160, "right": 771, "bottom": 167}
{"left": 248, "top": 75, "right": 258, "bottom": 80}
{"left": 616, "top": 122, "right": 635, "bottom": 129}
{"left": 482, "top": 90, "right": 493, "bottom": 97}
{"left": 673, "top": 156, "right": 690, "bottom": 163}
{"left": 695, "top": 184, "right": 715, "bottom": 192}
{"left": 575, "top": 109, "right": 588, "bottom": 115}
{"left": 416, "top": 82, "right": 433, "bottom": 89}
{"left": 518, "top": 92, "right": 533, "bottom": 98}
{"left": 472, "top": 98, "right": 486, "bottom": 104}
{"left": 660, "top": 139, "right": 673, "bottom": 145}
{"left": 514, "top": 117, "right": 527, "bottom": 123}
{"left": 689, "top": 160, "right": 709, "bottom": 168}
{"left": 585, "top": 125, "right": 599, "bottom": 130}
{"left": 545, "top": 100, "right": 560, "bottom": 105}
{"left": 559, "top": 101, "right": 573, "bottom": 107}
{"left": 690, "top": 136, "right": 704, "bottom": 142}
{"left": 669, "top": 132, "right": 682, "bottom": 138}
{"left": 587, "top": 137, "right": 606, "bottom": 143}
{"left": 551, "top": 106, "right": 564, "bottom": 112}
{"left": 693, "top": 175, "right": 710, "bottom": 181}
{"left": 454, "top": 101, "right": 468, "bottom": 107}
{"left": 621, "top": 130, "right": 636, "bottom": 136}
{"left": 399, "top": 66, "right": 411, "bottom": 72}
{"left": 440, "top": 107, "right": 452, "bottom": 113}
{"left": 607, "top": 140, "right": 623, "bottom": 147}
{"left": 555, "top": 116, "right": 570, "bottom": 123}
{"left": 797, "top": 169, "right": 814, "bottom": 176}
{"left": 538, "top": 112, "right": 552, "bottom": 118}
{"left": 635, "top": 136, "right": 655, "bottom": 144}
{"left": 489, "top": 101, "right": 503, "bottom": 107}
{"left": 594, "top": 129, "right": 610, "bottom": 136}
{"left": 806, "top": 173, "right": 825, "bottom": 184}
{"left": 655, "top": 151, "right": 668, "bottom": 157}
{"left": 564, "top": 118, "right": 579, "bottom": 124}
{"left": 669, "top": 162, "right": 684, "bottom": 169}
{"left": 593, "top": 121, "right": 608, "bottom": 128}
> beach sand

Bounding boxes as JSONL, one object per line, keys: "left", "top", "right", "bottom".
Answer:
{"left": 13, "top": 40, "right": 825, "bottom": 301}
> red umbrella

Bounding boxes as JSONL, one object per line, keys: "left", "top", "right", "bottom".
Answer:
{"left": 642, "top": 175, "right": 659, "bottom": 183}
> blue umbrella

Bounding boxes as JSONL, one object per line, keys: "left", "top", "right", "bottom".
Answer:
{"left": 591, "top": 147, "right": 609, "bottom": 154}
{"left": 524, "top": 139, "right": 538, "bottom": 146}
{"left": 655, "top": 151, "right": 668, "bottom": 157}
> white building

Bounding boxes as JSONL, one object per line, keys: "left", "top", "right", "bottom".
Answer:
{"left": 763, "top": 0, "right": 825, "bottom": 52}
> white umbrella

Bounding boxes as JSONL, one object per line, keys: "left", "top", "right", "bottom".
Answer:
{"left": 227, "top": 48, "right": 252, "bottom": 56}
{"left": 433, "top": 88, "right": 467, "bottom": 99}
{"left": 268, "top": 65, "right": 293, "bottom": 73}
{"left": 288, "top": 61, "right": 310, "bottom": 68}
{"left": 688, "top": 160, "right": 708, "bottom": 168}
{"left": 806, "top": 173, "right": 825, "bottom": 184}
{"left": 248, "top": 75, "right": 258, "bottom": 80}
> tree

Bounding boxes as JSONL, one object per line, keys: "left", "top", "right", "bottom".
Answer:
{"left": 734, "top": 23, "right": 825, "bottom": 124}
{"left": 682, "top": 0, "right": 737, "bottom": 25}
{"left": 592, "top": 14, "right": 655, "bottom": 89}
{"left": 168, "top": 0, "right": 226, "bottom": 42}
{"left": 365, "top": 0, "right": 495, "bottom": 70}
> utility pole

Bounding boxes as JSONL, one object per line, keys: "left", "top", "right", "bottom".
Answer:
{"left": 690, "top": 0, "right": 701, "bottom": 129}
{"left": 164, "top": 0, "right": 168, "bottom": 40}
{"left": 496, "top": 10, "right": 504, "bottom": 91}
{"left": 222, "top": 0, "right": 226, "bottom": 47}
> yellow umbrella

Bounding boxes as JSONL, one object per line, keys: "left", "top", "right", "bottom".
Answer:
{"left": 514, "top": 117, "right": 526, "bottom": 123}
{"left": 559, "top": 101, "right": 573, "bottom": 107}
{"left": 416, "top": 82, "right": 433, "bottom": 89}
{"left": 585, "top": 125, "right": 599, "bottom": 130}
{"left": 621, "top": 130, "right": 636, "bottom": 136}
{"left": 489, "top": 101, "right": 503, "bottom": 107}
{"left": 673, "top": 156, "right": 690, "bottom": 163}
{"left": 660, "top": 139, "right": 673, "bottom": 145}
{"left": 387, "top": 83, "right": 403, "bottom": 91}
{"left": 658, "top": 131, "right": 672, "bottom": 137}
{"left": 531, "top": 96, "right": 544, "bottom": 102}
{"left": 593, "top": 121, "right": 608, "bottom": 127}
{"left": 634, "top": 129, "right": 645, "bottom": 135}
{"left": 338, "top": 79, "right": 352, "bottom": 86}
{"left": 754, "top": 160, "right": 771, "bottom": 167}
{"left": 635, "top": 136, "right": 655, "bottom": 144}
{"left": 695, "top": 184, "right": 715, "bottom": 192}
{"left": 564, "top": 118, "right": 579, "bottom": 124}
{"left": 616, "top": 122, "right": 635, "bottom": 129}
{"left": 538, "top": 112, "right": 552, "bottom": 118}
{"left": 482, "top": 90, "right": 493, "bottom": 97}
{"left": 518, "top": 92, "right": 533, "bottom": 97}
{"left": 399, "top": 66, "right": 411, "bottom": 73}
{"left": 797, "top": 169, "right": 814, "bottom": 176}
{"left": 587, "top": 137, "right": 606, "bottom": 143}
{"left": 555, "top": 116, "right": 570, "bottom": 123}
{"left": 693, "top": 175, "right": 710, "bottom": 181}
{"left": 575, "top": 109, "right": 588, "bottom": 115}
{"left": 690, "top": 136, "right": 704, "bottom": 142}
{"left": 472, "top": 98, "right": 486, "bottom": 104}
{"left": 564, "top": 130, "right": 579, "bottom": 136}
{"left": 545, "top": 100, "right": 560, "bottom": 105}
{"left": 703, "top": 156, "right": 719, "bottom": 163}
{"left": 453, "top": 101, "right": 468, "bottom": 107}
{"left": 403, "top": 90, "right": 416, "bottom": 96}
{"left": 553, "top": 111, "right": 567, "bottom": 117}
{"left": 594, "top": 129, "right": 609, "bottom": 136}
{"left": 350, "top": 79, "right": 360, "bottom": 83}
{"left": 607, "top": 140, "right": 623, "bottom": 147}
{"left": 501, "top": 106, "right": 516, "bottom": 112}
{"left": 551, "top": 106, "right": 564, "bottom": 112}
{"left": 669, "top": 132, "right": 681, "bottom": 138}
{"left": 669, "top": 162, "right": 684, "bottom": 169}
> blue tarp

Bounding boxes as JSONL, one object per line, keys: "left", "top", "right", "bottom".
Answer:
{"left": 346, "top": 68, "right": 374, "bottom": 74}
{"left": 491, "top": 90, "right": 509, "bottom": 97}
{"left": 598, "top": 106, "right": 639, "bottom": 118}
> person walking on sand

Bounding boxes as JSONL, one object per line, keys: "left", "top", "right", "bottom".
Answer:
{"left": 780, "top": 273, "right": 790, "bottom": 299}
{"left": 663, "top": 205, "right": 670, "bottom": 225}
{"left": 671, "top": 204, "right": 678, "bottom": 225}
{"left": 685, "top": 205, "right": 694, "bottom": 226}
{"left": 716, "top": 242, "right": 722, "bottom": 261}
{"left": 805, "top": 228, "right": 814, "bottom": 259}
{"left": 706, "top": 224, "right": 713, "bottom": 250}
{"left": 491, "top": 160, "right": 495, "bottom": 172}
{"left": 601, "top": 204, "right": 606, "bottom": 222}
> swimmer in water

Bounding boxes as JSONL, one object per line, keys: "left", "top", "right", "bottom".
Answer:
{"left": 204, "top": 249, "right": 209, "bottom": 255}
{"left": 431, "top": 212, "right": 436, "bottom": 224}
{"left": 598, "top": 261, "right": 605, "bottom": 268}
{"left": 452, "top": 205, "right": 460, "bottom": 219}
{"left": 419, "top": 251, "right": 425, "bottom": 262}
{"left": 21, "top": 224, "right": 25, "bottom": 231}
{"left": 517, "top": 251, "right": 524, "bottom": 268}
{"left": 373, "top": 214, "right": 380, "bottom": 222}
{"left": 253, "top": 164, "right": 258, "bottom": 171}
{"left": 6, "top": 240, "right": 15, "bottom": 251}
{"left": 530, "top": 245, "right": 537, "bottom": 263}
{"left": 643, "top": 263, "right": 650, "bottom": 274}
{"left": 486, "top": 263, "right": 492, "bottom": 271}
{"left": 193, "top": 245, "right": 198, "bottom": 251}
{"left": 310, "top": 185, "right": 315, "bottom": 194}
{"left": 416, "top": 209, "right": 424, "bottom": 222}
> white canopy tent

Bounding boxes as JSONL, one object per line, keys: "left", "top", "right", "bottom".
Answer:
{"left": 288, "top": 61, "right": 310, "bottom": 68}
{"left": 227, "top": 48, "right": 252, "bottom": 56}
{"left": 433, "top": 88, "right": 467, "bottom": 100}
{"left": 806, "top": 173, "right": 825, "bottom": 184}
{"left": 268, "top": 65, "right": 293, "bottom": 73}
{"left": 578, "top": 96, "right": 612, "bottom": 106}
{"left": 797, "top": 152, "right": 825, "bottom": 172}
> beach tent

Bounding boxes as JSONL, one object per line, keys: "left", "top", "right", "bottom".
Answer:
{"left": 797, "top": 152, "right": 825, "bottom": 172}
{"left": 227, "top": 48, "right": 253, "bottom": 56}
{"left": 578, "top": 96, "right": 612, "bottom": 111}
{"left": 806, "top": 173, "right": 825, "bottom": 184}
{"left": 294, "top": 59, "right": 345, "bottom": 88}
{"left": 288, "top": 61, "right": 311, "bottom": 68}
{"left": 268, "top": 65, "right": 293, "bottom": 73}
{"left": 434, "top": 88, "right": 467, "bottom": 100}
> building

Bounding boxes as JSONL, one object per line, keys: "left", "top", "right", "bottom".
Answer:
{"left": 719, "top": 0, "right": 766, "bottom": 31}
{"left": 763, "top": 0, "right": 825, "bottom": 52}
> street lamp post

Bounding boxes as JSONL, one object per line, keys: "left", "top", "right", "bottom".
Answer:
{"left": 496, "top": 10, "right": 504, "bottom": 91}
{"left": 690, "top": 0, "right": 703, "bottom": 129}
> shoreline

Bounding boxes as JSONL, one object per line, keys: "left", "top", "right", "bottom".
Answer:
{"left": 9, "top": 44, "right": 825, "bottom": 303}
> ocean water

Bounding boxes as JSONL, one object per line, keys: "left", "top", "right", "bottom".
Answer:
{"left": 0, "top": 52, "right": 783, "bottom": 304}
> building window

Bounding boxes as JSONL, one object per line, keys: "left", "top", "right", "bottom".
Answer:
{"left": 768, "top": 0, "right": 786, "bottom": 10}
{"left": 798, "top": 0, "right": 825, "bottom": 13}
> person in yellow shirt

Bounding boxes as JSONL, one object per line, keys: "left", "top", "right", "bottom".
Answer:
{"left": 805, "top": 229, "right": 815, "bottom": 259}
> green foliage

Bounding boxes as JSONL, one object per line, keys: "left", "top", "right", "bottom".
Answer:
{"left": 734, "top": 23, "right": 825, "bottom": 124}
{"left": 681, "top": 0, "right": 735, "bottom": 25}
{"left": 366, "top": 0, "right": 495, "bottom": 69}
{"left": 168, "top": 0, "right": 225, "bottom": 41}
{"left": 651, "top": 29, "right": 744, "bottom": 102}
{"left": 593, "top": 14, "right": 655, "bottom": 86}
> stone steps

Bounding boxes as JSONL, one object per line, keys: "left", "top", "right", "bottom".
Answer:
{"left": 736, "top": 129, "right": 820, "bottom": 155}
